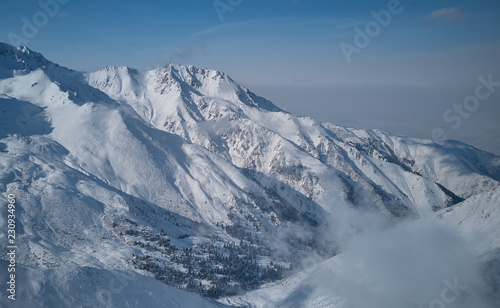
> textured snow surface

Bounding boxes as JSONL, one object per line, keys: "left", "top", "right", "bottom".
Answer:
{"left": 434, "top": 186, "right": 500, "bottom": 252}
{"left": 1, "top": 42, "right": 500, "bottom": 307}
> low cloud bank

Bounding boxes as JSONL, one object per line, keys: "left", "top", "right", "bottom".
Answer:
{"left": 313, "top": 218, "right": 493, "bottom": 307}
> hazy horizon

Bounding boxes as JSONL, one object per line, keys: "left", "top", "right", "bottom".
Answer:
{"left": 1, "top": 0, "right": 499, "bottom": 155}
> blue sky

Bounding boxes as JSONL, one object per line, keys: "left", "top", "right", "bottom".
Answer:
{"left": 1, "top": 0, "right": 500, "bottom": 154}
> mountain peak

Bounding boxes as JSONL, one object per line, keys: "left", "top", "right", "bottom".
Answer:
{"left": 163, "top": 63, "right": 232, "bottom": 81}
{"left": 154, "top": 63, "right": 238, "bottom": 97}
{"left": 88, "top": 62, "right": 282, "bottom": 116}
{"left": 0, "top": 42, "right": 51, "bottom": 74}
{"left": 158, "top": 63, "right": 282, "bottom": 112}
{"left": 0, "top": 42, "right": 68, "bottom": 80}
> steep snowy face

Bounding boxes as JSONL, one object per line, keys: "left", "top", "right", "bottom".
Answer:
{"left": 2, "top": 45, "right": 316, "bottom": 236}
{"left": 87, "top": 63, "right": 281, "bottom": 144}
{"left": 0, "top": 43, "right": 53, "bottom": 78}
{"left": 340, "top": 128, "right": 500, "bottom": 199}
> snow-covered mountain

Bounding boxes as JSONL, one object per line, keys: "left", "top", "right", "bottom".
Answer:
{"left": 86, "top": 63, "right": 500, "bottom": 217}
{"left": 1, "top": 42, "right": 499, "bottom": 307}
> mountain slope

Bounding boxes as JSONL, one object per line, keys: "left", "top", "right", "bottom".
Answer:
{"left": 88, "top": 62, "right": 500, "bottom": 218}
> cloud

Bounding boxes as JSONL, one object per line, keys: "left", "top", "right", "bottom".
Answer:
{"left": 428, "top": 7, "right": 466, "bottom": 23}
{"left": 166, "top": 40, "right": 208, "bottom": 64}
{"left": 58, "top": 10, "right": 70, "bottom": 18}
{"left": 308, "top": 220, "right": 492, "bottom": 308}
{"left": 194, "top": 18, "right": 285, "bottom": 37}
{"left": 292, "top": 78, "right": 310, "bottom": 84}
{"left": 145, "top": 40, "right": 208, "bottom": 69}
